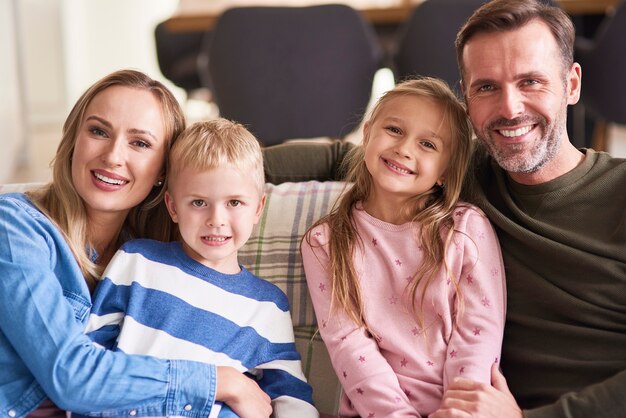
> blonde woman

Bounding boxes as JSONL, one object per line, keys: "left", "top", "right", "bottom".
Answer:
{"left": 0, "top": 70, "right": 269, "bottom": 418}
{"left": 301, "top": 77, "right": 506, "bottom": 417}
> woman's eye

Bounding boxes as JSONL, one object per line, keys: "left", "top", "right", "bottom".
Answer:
{"left": 131, "top": 140, "right": 151, "bottom": 149}
{"left": 228, "top": 200, "right": 242, "bottom": 207}
{"left": 90, "top": 127, "right": 107, "bottom": 137}
{"left": 191, "top": 200, "right": 205, "bottom": 207}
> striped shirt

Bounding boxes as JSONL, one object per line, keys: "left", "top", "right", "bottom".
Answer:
{"left": 85, "top": 239, "right": 317, "bottom": 417}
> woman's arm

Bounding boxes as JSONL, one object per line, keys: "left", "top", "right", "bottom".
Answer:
{"left": 0, "top": 196, "right": 216, "bottom": 416}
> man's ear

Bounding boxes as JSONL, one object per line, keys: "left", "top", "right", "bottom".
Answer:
{"left": 164, "top": 191, "right": 179, "bottom": 223}
{"left": 567, "top": 63, "right": 582, "bottom": 105}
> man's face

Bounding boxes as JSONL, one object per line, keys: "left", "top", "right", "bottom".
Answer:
{"left": 461, "top": 20, "right": 581, "bottom": 179}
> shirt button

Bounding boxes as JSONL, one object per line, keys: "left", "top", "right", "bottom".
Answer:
{"left": 8, "top": 411, "right": 16, "bottom": 418}
{"left": 184, "top": 404, "right": 192, "bottom": 411}
{"left": 129, "top": 410, "right": 137, "bottom": 416}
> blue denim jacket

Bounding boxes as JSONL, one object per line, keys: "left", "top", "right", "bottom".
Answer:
{"left": 0, "top": 194, "right": 217, "bottom": 418}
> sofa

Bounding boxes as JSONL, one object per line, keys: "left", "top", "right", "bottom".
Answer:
{"left": 0, "top": 180, "right": 347, "bottom": 417}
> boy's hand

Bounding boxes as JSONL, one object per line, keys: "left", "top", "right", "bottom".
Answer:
{"left": 216, "top": 366, "right": 272, "bottom": 418}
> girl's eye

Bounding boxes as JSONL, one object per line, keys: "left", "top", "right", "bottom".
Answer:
{"left": 191, "top": 200, "right": 205, "bottom": 207}
{"left": 386, "top": 126, "right": 402, "bottom": 135}
{"left": 228, "top": 200, "right": 242, "bottom": 207}
{"left": 420, "top": 141, "right": 436, "bottom": 150}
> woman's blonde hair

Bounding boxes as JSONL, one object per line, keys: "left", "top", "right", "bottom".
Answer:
{"left": 168, "top": 118, "right": 265, "bottom": 195}
{"left": 27, "top": 69, "right": 185, "bottom": 290}
{"left": 308, "top": 77, "right": 473, "bottom": 332}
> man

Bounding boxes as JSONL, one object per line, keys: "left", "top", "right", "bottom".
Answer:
{"left": 263, "top": 1, "right": 626, "bottom": 416}
{"left": 430, "top": 1, "right": 626, "bottom": 417}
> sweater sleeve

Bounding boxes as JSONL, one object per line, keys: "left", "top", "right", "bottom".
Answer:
{"left": 442, "top": 207, "right": 506, "bottom": 389}
{"left": 523, "top": 370, "right": 626, "bottom": 418}
{"left": 254, "top": 291, "right": 318, "bottom": 417}
{"left": 0, "top": 196, "right": 217, "bottom": 417}
{"left": 301, "top": 224, "right": 421, "bottom": 418}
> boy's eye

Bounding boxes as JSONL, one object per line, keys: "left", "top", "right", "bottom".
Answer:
{"left": 191, "top": 200, "right": 205, "bottom": 207}
{"left": 228, "top": 200, "right": 242, "bottom": 207}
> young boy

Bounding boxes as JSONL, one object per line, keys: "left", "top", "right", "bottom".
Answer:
{"left": 82, "top": 119, "right": 318, "bottom": 417}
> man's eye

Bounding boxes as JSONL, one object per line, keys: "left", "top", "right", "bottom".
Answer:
{"left": 477, "top": 84, "right": 494, "bottom": 92}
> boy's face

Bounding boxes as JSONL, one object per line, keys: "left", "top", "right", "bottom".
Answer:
{"left": 165, "top": 164, "right": 265, "bottom": 274}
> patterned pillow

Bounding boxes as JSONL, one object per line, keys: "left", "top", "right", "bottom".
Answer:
{"left": 240, "top": 180, "right": 347, "bottom": 328}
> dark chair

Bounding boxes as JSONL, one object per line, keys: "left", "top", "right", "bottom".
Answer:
{"left": 207, "top": 4, "right": 383, "bottom": 146}
{"left": 575, "top": 2, "right": 626, "bottom": 150}
{"left": 154, "top": 21, "right": 213, "bottom": 98}
{"left": 393, "top": 0, "right": 486, "bottom": 94}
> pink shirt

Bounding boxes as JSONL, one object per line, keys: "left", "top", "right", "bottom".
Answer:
{"left": 301, "top": 203, "right": 506, "bottom": 417}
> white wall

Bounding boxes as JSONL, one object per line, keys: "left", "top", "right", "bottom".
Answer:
{"left": 0, "top": 0, "right": 26, "bottom": 181}
{"left": 1, "top": 0, "right": 182, "bottom": 183}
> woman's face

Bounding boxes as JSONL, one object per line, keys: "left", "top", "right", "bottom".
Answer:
{"left": 71, "top": 85, "right": 167, "bottom": 223}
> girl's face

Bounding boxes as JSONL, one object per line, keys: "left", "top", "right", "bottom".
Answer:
{"left": 363, "top": 94, "right": 453, "bottom": 207}
{"left": 71, "top": 85, "right": 168, "bottom": 224}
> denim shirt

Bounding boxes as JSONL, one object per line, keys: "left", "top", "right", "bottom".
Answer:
{"left": 0, "top": 193, "right": 217, "bottom": 418}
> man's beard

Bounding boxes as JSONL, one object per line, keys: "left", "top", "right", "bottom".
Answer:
{"left": 476, "top": 106, "right": 567, "bottom": 174}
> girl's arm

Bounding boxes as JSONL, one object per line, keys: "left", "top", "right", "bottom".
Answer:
{"left": 442, "top": 207, "right": 507, "bottom": 389}
{"left": 301, "top": 225, "right": 421, "bottom": 418}
{"left": 0, "top": 197, "right": 216, "bottom": 417}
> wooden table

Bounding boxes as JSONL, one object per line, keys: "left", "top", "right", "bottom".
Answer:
{"left": 165, "top": 0, "right": 623, "bottom": 32}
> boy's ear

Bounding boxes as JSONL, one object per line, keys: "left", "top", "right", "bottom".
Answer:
{"left": 164, "top": 191, "right": 179, "bottom": 223}
{"left": 254, "top": 194, "right": 267, "bottom": 224}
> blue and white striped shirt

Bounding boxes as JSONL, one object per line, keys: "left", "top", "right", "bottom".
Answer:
{"left": 86, "top": 239, "right": 317, "bottom": 417}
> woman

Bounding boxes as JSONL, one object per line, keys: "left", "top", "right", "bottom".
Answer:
{"left": 0, "top": 70, "right": 270, "bottom": 418}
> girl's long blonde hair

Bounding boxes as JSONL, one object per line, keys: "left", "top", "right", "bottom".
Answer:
{"left": 308, "top": 77, "right": 473, "bottom": 332}
{"left": 27, "top": 69, "right": 185, "bottom": 290}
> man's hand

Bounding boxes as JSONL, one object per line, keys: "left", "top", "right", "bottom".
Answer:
{"left": 216, "top": 366, "right": 272, "bottom": 418}
{"left": 430, "top": 363, "right": 522, "bottom": 418}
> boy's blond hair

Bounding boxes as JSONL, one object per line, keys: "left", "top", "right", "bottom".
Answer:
{"left": 168, "top": 118, "right": 265, "bottom": 194}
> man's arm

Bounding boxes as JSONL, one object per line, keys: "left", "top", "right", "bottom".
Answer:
{"left": 263, "top": 140, "right": 355, "bottom": 184}
{"left": 432, "top": 365, "right": 626, "bottom": 418}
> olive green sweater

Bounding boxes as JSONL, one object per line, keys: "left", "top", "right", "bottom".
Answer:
{"left": 469, "top": 147, "right": 626, "bottom": 418}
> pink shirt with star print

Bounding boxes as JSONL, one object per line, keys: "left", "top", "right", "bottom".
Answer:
{"left": 301, "top": 202, "right": 506, "bottom": 417}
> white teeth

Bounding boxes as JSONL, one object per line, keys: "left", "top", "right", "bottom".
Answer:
{"left": 204, "top": 236, "right": 227, "bottom": 242}
{"left": 499, "top": 126, "right": 532, "bottom": 137}
{"left": 386, "top": 160, "right": 413, "bottom": 174}
{"left": 94, "top": 172, "right": 126, "bottom": 185}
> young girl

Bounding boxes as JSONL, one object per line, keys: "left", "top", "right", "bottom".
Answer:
{"left": 301, "top": 77, "right": 506, "bottom": 417}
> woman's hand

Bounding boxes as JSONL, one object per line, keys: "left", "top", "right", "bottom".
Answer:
{"left": 216, "top": 366, "right": 272, "bottom": 418}
{"left": 430, "top": 363, "right": 522, "bottom": 418}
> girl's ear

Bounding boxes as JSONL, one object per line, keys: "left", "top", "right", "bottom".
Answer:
{"left": 362, "top": 121, "right": 371, "bottom": 146}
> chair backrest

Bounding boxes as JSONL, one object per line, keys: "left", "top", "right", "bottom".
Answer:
{"left": 154, "top": 21, "right": 211, "bottom": 93}
{"left": 393, "top": 0, "right": 486, "bottom": 94}
{"left": 208, "top": 4, "right": 383, "bottom": 146}
{"left": 576, "top": 2, "right": 626, "bottom": 124}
